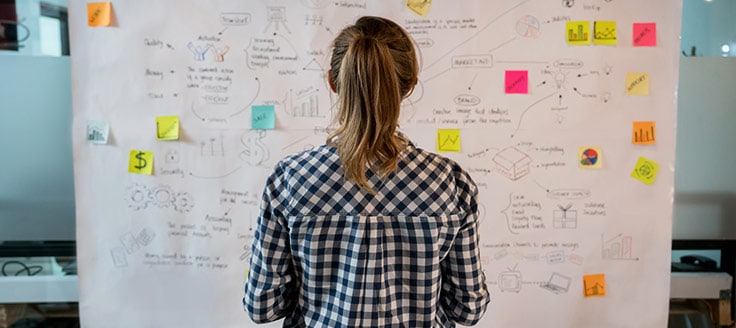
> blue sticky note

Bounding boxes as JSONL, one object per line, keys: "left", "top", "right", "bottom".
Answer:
{"left": 251, "top": 105, "right": 275, "bottom": 130}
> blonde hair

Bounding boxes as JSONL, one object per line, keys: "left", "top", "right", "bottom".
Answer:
{"left": 327, "top": 16, "right": 419, "bottom": 191}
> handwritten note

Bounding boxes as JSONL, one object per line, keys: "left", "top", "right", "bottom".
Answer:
{"left": 632, "top": 121, "right": 656, "bottom": 145}
{"left": 626, "top": 72, "right": 650, "bottom": 96}
{"left": 406, "top": 0, "right": 432, "bottom": 17}
{"left": 633, "top": 23, "right": 657, "bottom": 47}
{"left": 129, "top": 150, "right": 154, "bottom": 175}
{"left": 593, "top": 21, "right": 617, "bottom": 45}
{"left": 86, "top": 120, "right": 110, "bottom": 144}
{"left": 505, "top": 70, "right": 528, "bottom": 94}
{"left": 87, "top": 2, "right": 112, "bottom": 27}
{"left": 578, "top": 146, "right": 602, "bottom": 169}
{"left": 156, "top": 116, "right": 180, "bottom": 140}
{"left": 583, "top": 274, "right": 606, "bottom": 297}
{"left": 566, "top": 21, "right": 590, "bottom": 45}
{"left": 251, "top": 105, "right": 275, "bottom": 130}
{"left": 631, "top": 156, "right": 660, "bottom": 185}
{"left": 437, "top": 129, "right": 461, "bottom": 152}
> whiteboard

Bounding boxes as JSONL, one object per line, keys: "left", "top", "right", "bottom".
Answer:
{"left": 69, "top": 1, "right": 681, "bottom": 327}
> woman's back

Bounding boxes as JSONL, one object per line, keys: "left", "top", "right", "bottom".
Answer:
{"left": 245, "top": 141, "right": 488, "bottom": 327}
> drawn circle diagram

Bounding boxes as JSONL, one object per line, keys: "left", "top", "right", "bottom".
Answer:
{"left": 580, "top": 148, "right": 598, "bottom": 166}
{"left": 515, "top": 15, "right": 540, "bottom": 38}
{"left": 637, "top": 163, "right": 654, "bottom": 178}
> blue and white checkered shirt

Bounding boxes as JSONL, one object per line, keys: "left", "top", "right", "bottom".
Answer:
{"left": 244, "top": 138, "right": 489, "bottom": 327}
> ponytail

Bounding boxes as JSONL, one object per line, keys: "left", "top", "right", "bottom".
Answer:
{"left": 327, "top": 17, "right": 418, "bottom": 192}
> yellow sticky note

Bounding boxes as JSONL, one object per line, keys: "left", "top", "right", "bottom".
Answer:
{"left": 632, "top": 121, "right": 656, "bottom": 145}
{"left": 406, "top": 0, "right": 432, "bottom": 17}
{"left": 583, "top": 274, "right": 606, "bottom": 297}
{"left": 566, "top": 21, "right": 590, "bottom": 45}
{"left": 626, "top": 72, "right": 650, "bottom": 96}
{"left": 593, "top": 21, "right": 617, "bottom": 45}
{"left": 437, "top": 129, "right": 461, "bottom": 152}
{"left": 87, "top": 2, "right": 112, "bottom": 27}
{"left": 129, "top": 150, "right": 154, "bottom": 175}
{"left": 156, "top": 116, "right": 180, "bottom": 140}
{"left": 578, "top": 147, "right": 602, "bottom": 169}
{"left": 630, "top": 156, "right": 659, "bottom": 185}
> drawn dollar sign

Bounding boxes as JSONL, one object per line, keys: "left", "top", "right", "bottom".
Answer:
{"left": 240, "top": 131, "right": 268, "bottom": 166}
{"left": 135, "top": 151, "right": 148, "bottom": 170}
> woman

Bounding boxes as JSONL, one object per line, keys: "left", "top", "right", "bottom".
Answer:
{"left": 244, "top": 16, "right": 489, "bottom": 327}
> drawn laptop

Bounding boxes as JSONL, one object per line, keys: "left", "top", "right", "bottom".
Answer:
{"left": 541, "top": 272, "right": 571, "bottom": 294}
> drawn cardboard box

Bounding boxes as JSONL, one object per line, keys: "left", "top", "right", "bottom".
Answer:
{"left": 493, "top": 147, "right": 532, "bottom": 181}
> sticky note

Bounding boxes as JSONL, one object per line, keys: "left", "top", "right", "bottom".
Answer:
{"left": 626, "top": 72, "right": 649, "bottom": 96}
{"left": 578, "top": 146, "right": 602, "bottom": 169}
{"left": 437, "top": 129, "right": 461, "bottom": 152}
{"left": 505, "top": 70, "right": 528, "bottom": 94}
{"left": 566, "top": 21, "right": 590, "bottom": 45}
{"left": 129, "top": 150, "right": 154, "bottom": 175}
{"left": 593, "top": 21, "right": 617, "bottom": 45}
{"left": 156, "top": 116, "right": 180, "bottom": 140}
{"left": 406, "top": 0, "right": 432, "bottom": 17}
{"left": 86, "top": 120, "right": 110, "bottom": 144}
{"left": 583, "top": 274, "right": 606, "bottom": 297}
{"left": 633, "top": 23, "right": 657, "bottom": 47}
{"left": 631, "top": 156, "right": 660, "bottom": 185}
{"left": 87, "top": 2, "right": 112, "bottom": 27}
{"left": 632, "top": 121, "right": 656, "bottom": 145}
{"left": 251, "top": 105, "right": 275, "bottom": 130}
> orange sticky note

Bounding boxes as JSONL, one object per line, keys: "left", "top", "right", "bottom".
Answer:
{"left": 632, "top": 121, "right": 656, "bottom": 145}
{"left": 583, "top": 274, "right": 606, "bottom": 297}
{"left": 633, "top": 23, "right": 657, "bottom": 47}
{"left": 87, "top": 2, "right": 112, "bottom": 27}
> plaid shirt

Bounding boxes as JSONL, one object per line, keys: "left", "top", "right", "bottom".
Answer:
{"left": 243, "top": 139, "right": 489, "bottom": 327}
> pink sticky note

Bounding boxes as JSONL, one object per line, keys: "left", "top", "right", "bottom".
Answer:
{"left": 633, "top": 23, "right": 656, "bottom": 47}
{"left": 505, "top": 70, "right": 528, "bottom": 94}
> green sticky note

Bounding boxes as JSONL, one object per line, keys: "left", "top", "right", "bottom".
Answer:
{"left": 437, "top": 129, "right": 461, "bottom": 152}
{"left": 156, "top": 116, "right": 180, "bottom": 140}
{"left": 252, "top": 105, "right": 275, "bottom": 130}
{"left": 630, "top": 156, "right": 659, "bottom": 185}
{"left": 129, "top": 150, "right": 154, "bottom": 175}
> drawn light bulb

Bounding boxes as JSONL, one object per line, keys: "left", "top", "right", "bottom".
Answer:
{"left": 554, "top": 72, "right": 566, "bottom": 89}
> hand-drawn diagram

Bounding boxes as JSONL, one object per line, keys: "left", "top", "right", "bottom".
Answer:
{"left": 540, "top": 272, "right": 571, "bottom": 294}
{"left": 602, "top": 233, "right": 639, "bottom": 261}
{"left": 264, "top": 7, "right": 291, "bottom": 34}
{"left": 498, "top": 264, "right": 523, "bottom": 293}
{"left": 240, "top": 130, "right": 270, "bottom": 166}
{"left": 493, "top": 147, "right": 532, "bottom": 181}
{"left": 553, "top": 204, "right": 577, "bottom": 229}
{"left": 126, "top": 184, "right": 194, "bottom": 213}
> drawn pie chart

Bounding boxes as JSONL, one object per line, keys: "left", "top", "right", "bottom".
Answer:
{"left": 516, "top": 15, "right": 541, "bottom": 38}
{"left": 581, "top": 148, "right": 598, "bottom": 166}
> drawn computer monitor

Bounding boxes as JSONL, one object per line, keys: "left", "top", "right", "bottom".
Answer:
{"left": 541, "top": 272, "right": 571, "bottom": 294}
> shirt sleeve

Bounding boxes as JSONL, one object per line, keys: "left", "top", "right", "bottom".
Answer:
{"left": 439, "top": 166, "right": 490, "bottom": 326}
{"left": 243, "top": 163, "right": 298, "bottom": 323}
